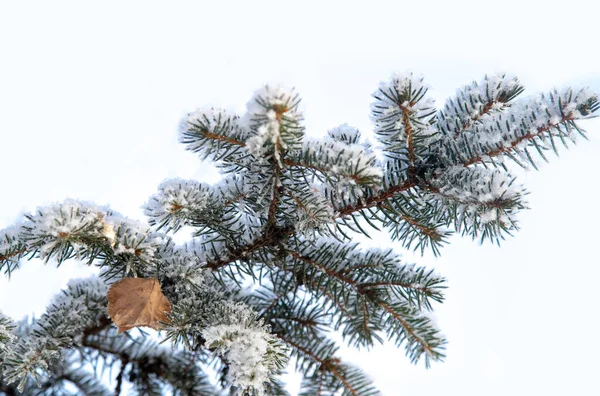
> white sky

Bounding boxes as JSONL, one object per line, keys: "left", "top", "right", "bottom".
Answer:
{"left": 1, "top": 1, "right": 599, "bottom": 395}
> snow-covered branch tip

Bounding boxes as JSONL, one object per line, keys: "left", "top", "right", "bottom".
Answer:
{"left": 371, "top": 72, "right": 438, "bottom": 164}
{"left": 245, "top": 85, "right": 304, "bottom": 166}
{"left": 1, "top": 200, "right": 165, "bottom": 277}
{"left": 437, "top": 72, "right": 525, "bottom": 138}
{"left": 436, "top": 86, "right": 599, "bottom": 169}
{"left": 144, "top": 178, "right": 218, "bottom": 233}
{"left": 428, "top": 166, "right": 528, "bottom": 242}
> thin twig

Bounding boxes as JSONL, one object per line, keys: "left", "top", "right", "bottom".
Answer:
{"left": 114, "top": 359, "right": 128, "bottom": 396}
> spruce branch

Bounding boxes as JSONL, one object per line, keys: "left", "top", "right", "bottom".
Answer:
{"left": 437, "top": 73, "right": 525, "bottom": 139}
{"left": 462, "top": 116, "right": 581, "bottom": 167}
{"left": 179, "top": 108, "right": 249, "bottom": 169}
{"left": 285, "top": 137, "right": 382, "bottom": 187}
{"left": 2, "top": 71, "right": 598, "bottom": 395}
{"left": 277, "top": 333, "right": 379, "bottom": 396}
{"left": 334, "top": 180, "right": 416, "bottom": 217}
{"left": 0, "top": 311, "right": 16, "bottom": 353}
{"left": 144, "top": 179, "right": 222, "bottom": 234}
{"left": 80, "top": 329, "right": 218, "bottom": 396}
{"left": 371, "top": 72, "right": 437, "bottom": 169}
{"left": 205, "top": 224, "right": 295, "bottom": 271}
{"left": 0, "top": 227, "right": 27, "bottom": 275}
{"left": 438, "top": 87, "right": 599, "bottom": 169}
{"left": 2, "top": 277, "right": 109, "bottom": 392}
{"left": 284, "top": 245, "right": 446, "bottom": 356}
{"left": 421, "top": 166, "right": 529, "bottom": 243}
{"left": 379, "top": 300, "right": 444, "bottom": 367}
{"left": 1, "top": 349, "right": 113, "bottom": 396}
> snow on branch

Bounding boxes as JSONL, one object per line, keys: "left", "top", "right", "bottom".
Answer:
{"left": 20, "top": 199, "right": 112, "bottom": 263}
{"left": 3, "top": 348, "right": 113, "bottom": 396}
{"left": 428, "top": 166, "right": 528, "bottom": 242}
{"left": 371, "top": 72, "right": 437, "bottom": 165}
{"left": 3, "top": 71, "right": 598, "bottom": 395}
{"left": 369, "top": 174, "right": 450, "bottom": 255}
{"left": 280, "top": 184, "right": 334, "bottom": 237}
{"left": 166, "top": 293, "right": 288, "bottom": 395}
{"left": 0, "top": 224, "right": 27, "bottom": 275}
{"left": 204, "top": 322, "right": 285, "bottom": 395}
{"left": 288, "top": 136, "right": 382, "bottom": 187}
{"left": 0, "top": 310, "right": 16, "bottom": 356}
{"left": 2, "top": 276, "right": 108, "bottom": 392}
{"left": 437, "top": 73, "right": 525, "bottom": 139}
{"left": 144, "top": 178, "right": 218, "bottom": 233}
{"left": 327, "top": 123, "right": 362, "bottom": 144}
{"left": 148, "top": 241, "right": 209, "bottom": 302}
{"left": 245, "top": 85, "right": 303, "bottom": 167}
{"left": 104, "top": 218, "right": 165, "bottom": 275}
{"left": 0, "top": 200, "right": 165, "bottom": 277}
{"left": 439, "top": 87, "right": 599, "bottom": 169}
{"left": 180, "top": 107, "right": 249, "bottom": 164}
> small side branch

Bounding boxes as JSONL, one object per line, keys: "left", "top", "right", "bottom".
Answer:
{"left": 401, "top": 104, "right": 416, "bottom": 167}
{"left": 335, "top": 181, "right": 416, "bottom": 218}
{"left": 114, "top": 359, "right": 128, "bottom": 396}
{"left": 463, "top": 115, "right": 573, "bottom": 167}
{"left": 453, "top": 101, "right": 495, "bottom": 139}
{"left": 277, "top": 334, "right": 360, "bottom": 396}
{"left": 0, "top": 248, "right": 26, "bottom": 263}
{"left": 379, "top": 302, "right": 433, "bottom": 355}
{"left": 200, "top": 130, "right": 246, "bottom": 147}
{"left": 206, "top": 225, "right": 295, "bottom": 271}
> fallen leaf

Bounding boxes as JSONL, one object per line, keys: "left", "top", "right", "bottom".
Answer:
{"left": 107, "top": 277, "right": 172, "bottom": 333}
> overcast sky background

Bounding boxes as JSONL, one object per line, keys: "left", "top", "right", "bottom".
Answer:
{"left": 1, "top": 1, "right": 599, "bottom": 395}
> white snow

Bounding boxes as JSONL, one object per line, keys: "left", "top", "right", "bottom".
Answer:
{"left": 245, "top": 110, "right": 285, "bottom": 166}
{"left": 144, "top": 178, "right": 212, "bottom": 232}
{"left": 328, "top": 124, "right": 361, "bottom": 143}
{"left": 301, "top": 137, "right": 383, "bottom": 180}
{"left": 203, "top": 322, "right": 276, "bottom": 395}
{"left": 245, "top": 85, "right": 298, "bottom": 118}
{"left": 244, "top": 84, "right": 302, "bottom": 166}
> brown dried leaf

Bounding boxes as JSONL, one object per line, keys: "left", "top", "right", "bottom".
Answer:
{"left": 107, "top": 277, "right": 172, "bottom": 333}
